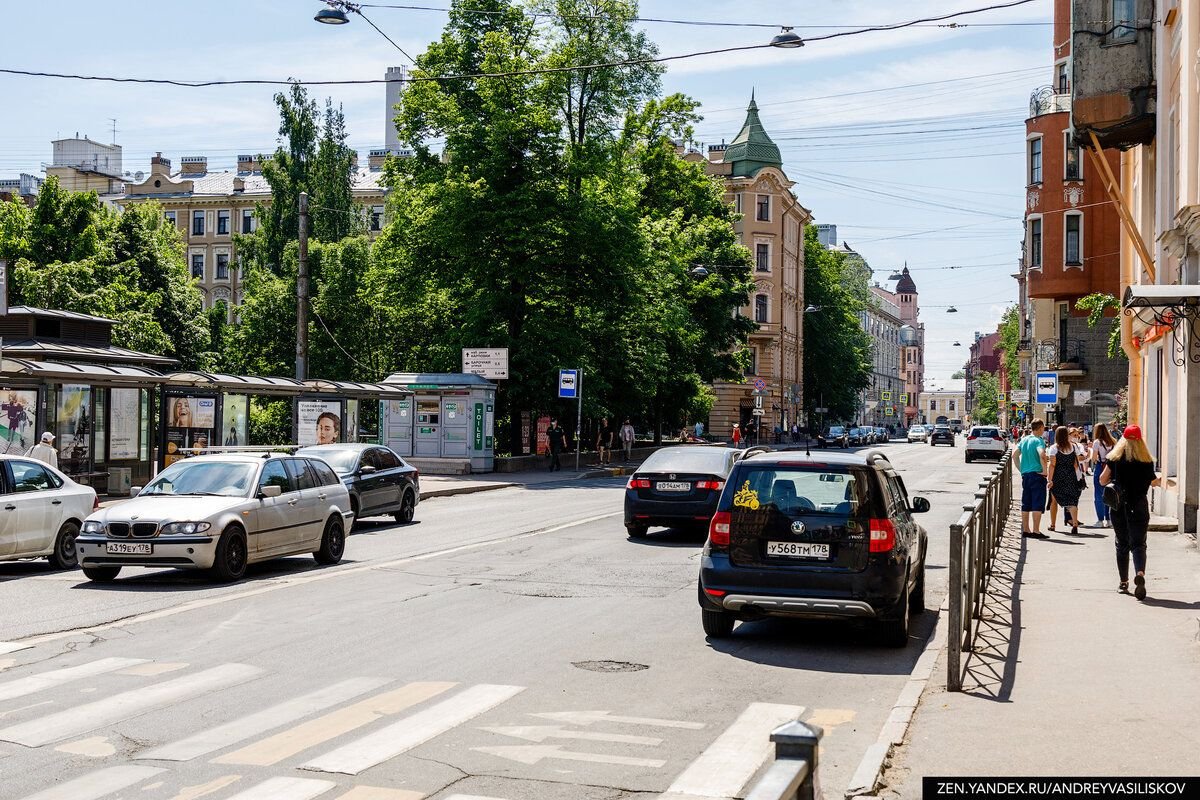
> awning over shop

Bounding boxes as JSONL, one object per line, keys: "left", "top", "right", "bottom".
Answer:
{"left": 1123, "top": 284, "right": 1200, "bottom": 311}
{"left": 0, "top": 357, "right": 169, "bottom": 384}
{"left": 1123, "top": 284, "right": 1200, "bottom": 359}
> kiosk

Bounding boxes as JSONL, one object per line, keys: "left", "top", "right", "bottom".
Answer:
{"left": 381, "top": 373, "right": 497, "bottom": 473}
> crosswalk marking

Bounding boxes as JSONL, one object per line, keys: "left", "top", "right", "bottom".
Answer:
{"left": 214, "top": 682, "right": 456, "bottom": 767}
{"left": 0, "top": 641, "right": 32, "bottom": 655}
{"left": 334, "top": 788, "right": 425, "bottom": 800}
{"left": 141, "top": 677, "right": 392, "bottom": 762}
{"left": 660, "top": 702, "right": 804, "bottom": 799}
{"left": 0, "top": 663, "right": 263, "bottom": 747}
{"left": 223, "top": 777, "right": 337, "bottom": 800}
{"left": 302, "top": 684, "right": 525, "bottom": 776}
{"left": 15, "top": 765, "right": 165, "bottom": 800}
{"left": 118, "top": 661, "right": 189, "bottom": 676}
{"left": 165, "top": 774, "right": 243, "bottom": 800}
{"left": 0, "top": 657, "right": 148, "bottom": 702}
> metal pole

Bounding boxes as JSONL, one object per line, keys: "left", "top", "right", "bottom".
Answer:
{"left": 947, "top": 519, "right": 964, "bottom": 692}
{"left": 575, "top": 368, "right": 583, "bottom": 473}
{"left": 296, "top": 191, "right": 309, "bottom": 381}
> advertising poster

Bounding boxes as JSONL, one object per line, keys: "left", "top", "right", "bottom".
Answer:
{"left": 346, "top": 400, "right": 359, "bottom": 444}
{"left": 164, "top": 395, "right": 217, "bottom": 466}
{"left": 0, "top": 389, "right": 37, "bottom": 455}
{"left": 108, "top": 388, "right": 140, "bottom": 460}
{"left": 297, "top": 400, "right": 342, "bottom": 446}
{"left": 221, "top": 395, "right": 249, "bottom": 449}
{"left": 57, "top": 384, "right": 92, "bottom": 474}
{"left": 536, "top": 416, "right": 550, "bottom": 456}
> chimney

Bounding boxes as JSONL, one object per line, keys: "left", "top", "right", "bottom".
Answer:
{"left": 233, "top": 177, "right": 245, "bottom": 193}
{"left": 179, "top": 156, "right": 207, "bottom": 176}
{"left": 368, "top": 148, "right": 388, "bottom": 170}
{"left": 236, "top": 154, "right": 260, "bottom": 173}
{"left": 384, "top": 66, "right": 407, "bottom": 152}
{"left": 707, "top": 140, "right": 727, "bottom": 162}
{"left": 150, "top": 152, "right": 172, "bottom": 176}
{"left": 350, "top": 150, "right": 359, "bottom": 170}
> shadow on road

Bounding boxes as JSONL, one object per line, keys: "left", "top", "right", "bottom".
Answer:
{"left": 625, "top": 527, "right": 708, "bottom": 548}
{"left": 958, "top": 519, "right": 1027, "bottom": 702}
{"left": 65, "top": 556, "right": 359, "bottom": 593}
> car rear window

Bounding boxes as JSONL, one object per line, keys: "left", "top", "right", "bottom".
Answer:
{"left": 974, "top": 428, "right": 1000, "bottom": 437}
{"left": 724, "top": 465, "right": 873, "bottom": 516}
{"left": 639, "top": 447, "right": 732, "bottom": 475}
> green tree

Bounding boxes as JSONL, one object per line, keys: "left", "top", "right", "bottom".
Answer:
{"left": 973, "top": 371, "right": 1000, "bottom": 424}
{"left": 997, "top": 305, "right": 1024, "bottom": 390}
{"left": 951, "top": 369, "right": 966, "bottom": 380}
{"left": 1075, "top": 292, "right": 1123, "bottom": 360}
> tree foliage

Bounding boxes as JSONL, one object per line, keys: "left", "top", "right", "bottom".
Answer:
{"left": 997, "top": 305, "right": 1024, "bottom": 390}
{"left": 1075, "top": 292, "right": 1123, "bottom": 360}
{"left": 973, "top": 371, "right": 1000, "bottom": 424}
{"left": 801, "top": 226, "right": 873, "bottom": 423}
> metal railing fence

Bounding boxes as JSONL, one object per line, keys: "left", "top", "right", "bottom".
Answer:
{"left": 947, "top": 453, "right": 1014, "bottom": 691}
{"left": 745, "top": 720, "right": 823, "bottom": 800}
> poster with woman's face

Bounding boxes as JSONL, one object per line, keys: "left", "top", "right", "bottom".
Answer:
{"left": 297, "top": 400, "right": 342, "bottom": 446}
{"left": 0, "top": 389, "right": 37, "bottom": 455}
{"left": 164, "top": 395, "right": 217, "bottom": 466}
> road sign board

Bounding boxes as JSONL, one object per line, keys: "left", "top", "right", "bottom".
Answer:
{"left": 881, "top": 390, "right": 892, "bottom": 401}
{"left": 462, "top": 347, "right": 509, "bottom": 379}
{"left": 814, "top": 407, "right": 829, "bottom": 414}
{"left": 1035, "top": 372, "right": 1058, "bottom": 404}
{"left": 753, "top": 378, "right": 767, "bottom": 392}
{"left": 998, "top": 392, "right": 1006, "bottom": 403}
{"left": 885, "top": 406, "right": 895, "bottom": 416}
{"left": 751, "top": 408, "right": 765, "bottom": 416}
{"left": 900, "top": 393, "right": 908, "bottom": 404}
{"left": 558, "top": 369, "right": 579, "bottom": 399}
{"left": 1011, "top": 389, "right": 1029, "bottom": 402}
{"left": 754, "top": 395, "right": 763, "bottom": 409}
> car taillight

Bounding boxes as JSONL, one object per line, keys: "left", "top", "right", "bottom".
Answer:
{"left": 967, "top": 436, "right": 977, "bottom": 441}
{"left": 695, "top": 480, "right": 723, "bottom": 491}
{"left": 869, "top": 519, "right": 896, "bottom": 552}
{"left": 628, "top": 478, "right": 652, "bottom": 489}
{"left": 708, "top": 511, "right": 731, "bottom": 547}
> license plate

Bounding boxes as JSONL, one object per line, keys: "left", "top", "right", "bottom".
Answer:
{"left": 106, "top": 542, "right": 152, "bottom": 555}
{"left": 656, "top": 481, "right": 690, "bottom": 492}
{"left": 978, "top": 438, "right": 992, "bottom": 443}
{"left": 766, "top": 541, "right": 830, "bottom": 559}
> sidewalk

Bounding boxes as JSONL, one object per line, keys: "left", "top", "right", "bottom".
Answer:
{"left": 878, "top": 484, "right": 1200, "bottom": 798}
{"left": 419, "top": 462, "right": 633, "bottom": 499}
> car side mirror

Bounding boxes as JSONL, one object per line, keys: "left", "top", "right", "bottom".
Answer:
{"left": 129, "top": 486, "right": 143, "bottom": 497}
{"left": 910, "top": 496, "right": 931, "bottom": 514}
{"left": 359, "top": 465, "right": 377, "bottom": 475}
{"left": 259, "top": 484, "right": 283, "bottom": 498}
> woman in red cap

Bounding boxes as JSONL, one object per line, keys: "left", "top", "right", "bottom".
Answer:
{"left": 1099, "top": 425, "right": 1160, "bottom": 599}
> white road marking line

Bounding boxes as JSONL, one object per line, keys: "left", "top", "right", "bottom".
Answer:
{"left": 140, "top": 676, "right": 391, "bottom": 762}
{"left": 214, "top": 682, "right": 456, "bottom": 767}
{"left": 223, "top": 777, "right": 337, "bottom": 800}
{"left": 474, "top": 743, "right": 667, "bottom": 768}
{"left": 118, "top": 661, "right": 189, "bottom": 676}
{"left": 165, "top": 774, "right": 243, "bottom": 800}
{"left": 12, "top": 511, "right": 622, "bottom": 648}
{"left": 334, "top": 788, "right": 426, "bottom": 800}
{"left": 480, "top": 725, "right": 662, "bottom": 745}
{"left": 14, "top": 765, "right": 165, "bottom": 800}
{"left": 442, "top": 796, "right": 510, "bottom": 800}
{"left": 532, "top": 710, "right": 706, "bottom": 729}
{"left": 0, "top": 641, "right": 33, "bottom": 655}
{"left": 0, "top": 663, "right": 263, "bottom": 747}
{"left": 0, "top": 657, "right": 148, "bottom": 702}
{"left": 302, "top": 684, "right": 525, "bottom": 776}
{"left": 660, "top": 702, "right": 804, "bottom": 799}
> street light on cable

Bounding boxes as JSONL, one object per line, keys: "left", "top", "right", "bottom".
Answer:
{"left": 314, "top": 1, "right": 354, "bottom": 24}
{"left": 770, "top": 27, "right": 804, "bottom": 48}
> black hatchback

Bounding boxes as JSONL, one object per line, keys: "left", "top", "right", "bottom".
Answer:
{"left": 697, "top": 450, "right": 929, "bottom": 646}
{"left": 624, "top": 446, "right": 742, "bottom": 538}
{"left": 928, "top": 426, "right": 955, "bottom": 447}
{"left": 298, "top": 444, "right": 420, "bottom": 526}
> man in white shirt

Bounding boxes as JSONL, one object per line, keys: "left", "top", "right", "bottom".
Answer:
{"left": 26, "top": 432, "right": 58, "bottom": 469}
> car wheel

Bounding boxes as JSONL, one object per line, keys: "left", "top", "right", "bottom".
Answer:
{"left": 82, "top": 565, "right": 121, "bottom": 582}
{"left": 965, "top": 454, "right": 973, "bottom": 463}
{"left": 314, "top": 517, "right": 346, "bottom": 565}
{"left": 394, "top": 490, "right": 416, "bottom": 524}
{"left": 910, "top": 560, "right": 927, "bottom": 614}
{"left": 48, "top": 521, "right": 80, "bottom": 570}
{"left": 878, "top": 583, "right": 911, "bottom": 648}
{"left": 702, "top": 608, "right": 735, "bottom": 638}
{"left": 209, "top": 526, "right": 248, "bottom": 583}
{"left": 626, "top": 523, "right": 648, "bottom": 539}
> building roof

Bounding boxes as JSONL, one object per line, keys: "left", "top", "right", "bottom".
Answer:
{"left": 0, "top": 358, "right": 169, "bottom": 384}
{"left": 0, "top": 339, "right": 178, "bottom": 366}
{"left": 384, "top": 372, "right": 497, "bottom": 389}
{"left": 5, "top": 306, "right": 116, "bottom": 324}
{"left": 895, "top": 265, "right": 917, "bottom": 294}
{"left": 722, "top": 92, "right": 783, "bottom": 178}
{"left": 124, "top": 168, "right": 385, "bottom": 200}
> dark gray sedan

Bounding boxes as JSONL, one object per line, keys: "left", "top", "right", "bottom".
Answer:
{"left": 299, "top": 444, "right": 419, "bottom": 526}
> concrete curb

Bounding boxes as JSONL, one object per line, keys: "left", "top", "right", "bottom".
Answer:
{"left": 844, "top": 597, "right": 950, "bottom": 799}
{"left": 419, "top": 483, "right": 516, "bottom": 500}
{"left": 578, "top": 466, "right": 630, "bottom": 479}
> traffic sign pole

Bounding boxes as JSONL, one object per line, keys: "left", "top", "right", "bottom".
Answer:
{"left": 576, "top": 368, "right": 583, "bottom": 473}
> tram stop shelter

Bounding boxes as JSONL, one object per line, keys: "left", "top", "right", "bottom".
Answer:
{"left": 381, "top": 372, "right": 497, "bottom": 474}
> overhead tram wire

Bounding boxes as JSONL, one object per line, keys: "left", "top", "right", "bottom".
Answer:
{"left": 0, "top": 0, "right": 1043, "bottom": 88}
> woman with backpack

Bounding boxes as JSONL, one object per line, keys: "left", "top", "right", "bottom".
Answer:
{"left": 1046, "top": 425, "right": 1084, "bottom": 536}
{"left": 1099, "top": 425, "right": 1160, "bottom": 599}
{"left": 1089, "top": 423, "right": 1116, "bottom": 528}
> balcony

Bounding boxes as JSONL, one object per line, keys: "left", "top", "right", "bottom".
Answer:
{"left": 1034, "top": 338, "right": 1087, "bottom": 375}
{"left": 1029, "top": 87, "right": 1071, "bottom": 118}
{"left": 1070, "top": 0, "right": 1155, "bottom": 149}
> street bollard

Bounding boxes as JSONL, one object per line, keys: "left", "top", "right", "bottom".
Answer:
{"left": 744, "top": 720, "right": 824, "bottom": 800}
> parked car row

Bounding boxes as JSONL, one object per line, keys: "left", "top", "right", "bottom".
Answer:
{"left": 1, "top": 444, "right": 420, "bottom": 585}
{"left": 818, "top": 426, "right": 891, "bottom": 448}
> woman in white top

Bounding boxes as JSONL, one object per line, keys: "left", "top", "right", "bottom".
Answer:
{"left": 1089, "top": 423, "right": 1116, "bottom": 528}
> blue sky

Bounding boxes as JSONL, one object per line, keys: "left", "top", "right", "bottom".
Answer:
{"left": 1, "top": 0, "right": 1052, "bottom": 386}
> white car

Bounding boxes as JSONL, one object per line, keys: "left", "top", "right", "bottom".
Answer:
{"left": 77, "top": 454, "right": 354, "bottom": 583}
{"left": 0, "top": 455, "right": 98, "bottom": 569}
{"left": 907, "top": 425, "right": 928, "bottom": 443}
{"left": 964, "top": 426, "right": 1008, "bottom": 462}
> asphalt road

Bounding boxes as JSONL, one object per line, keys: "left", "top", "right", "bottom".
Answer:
{"left": 0, "top": 437, "right": 1003, "bottom": 800}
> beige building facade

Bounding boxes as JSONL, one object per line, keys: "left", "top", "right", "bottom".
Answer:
{"left": 698, "top": 95, "right": 810, "bottom": 441}
{"left": 118, "top": 152, "right": 388, "bottom": 318}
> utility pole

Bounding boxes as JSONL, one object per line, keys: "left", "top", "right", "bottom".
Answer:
{"left": 296, "top": 191, "right": 309, "bottom": 381}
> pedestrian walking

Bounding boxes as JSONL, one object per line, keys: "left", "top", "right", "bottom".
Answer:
{"left": 1047, "top": 425, "right": 1084, "bottom": 535}
{"left": 619, "top": 419, "right": 635, "bottom": 461}
{"left": 693, "top": 420, "right": 704, "bottom": 441}
{"left": 1099, "top": 425, "right": 1160, "bottom": 599}
{"left": 546, "top": 418, "right": 566, "bottom": 472}
{"left": 731, "top": 423, "right": 742, "bottom": 448}
{"left": 1089, "top": 423, "right": 1116, "bottom": 527}
{"left": 1013, "top": 419, "right": 1049, "bottom": 538}
{"left": 25, "top": 431, "right": 58, "bottom": 469}
{"left": 595, "top": 417, "right": 613, "bottom": 465}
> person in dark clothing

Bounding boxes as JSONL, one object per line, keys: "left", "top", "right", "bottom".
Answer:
{"left": 596, "top": 418, "right": 613, "bottom": 465}
{"left": 546, "top": 419, "right": 566, "bottom": 471}
{"left": 1099, "top": 425, "right": 1160, "bottom": 600}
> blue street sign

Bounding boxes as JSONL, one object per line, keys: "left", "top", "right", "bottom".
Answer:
{"left": 1035, "top": 372, "right": 1058, "bottom": 404}
{"left": 558, "top": 369, "right": 579, "bottom": 399}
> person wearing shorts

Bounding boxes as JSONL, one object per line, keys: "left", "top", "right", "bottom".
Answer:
{"left": 1014, "top": 418, "right": 1049, "bottom": 538}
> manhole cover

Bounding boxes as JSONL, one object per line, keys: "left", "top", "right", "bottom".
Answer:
{"left": 571, "top": 660, "right": 649, "bottom": 673}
